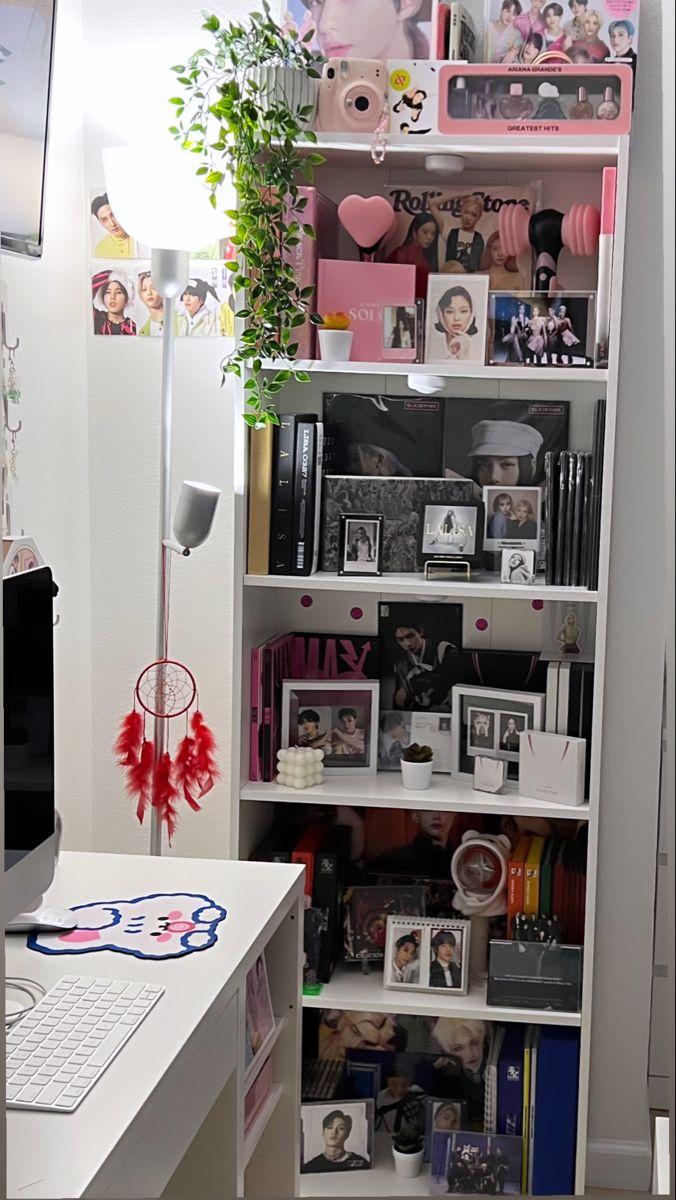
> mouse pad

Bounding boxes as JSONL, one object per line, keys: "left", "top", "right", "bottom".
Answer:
{"left": 28, "top": 892, "right": 227, "bottom": 959}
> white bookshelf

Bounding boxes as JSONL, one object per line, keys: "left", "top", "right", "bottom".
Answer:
{"left": 228, "top": 130, "right": 630, "bottom": 1198}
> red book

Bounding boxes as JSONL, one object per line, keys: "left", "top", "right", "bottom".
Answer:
{"left": 292, "top": 823, "right": 330, "bottom": 897}
{"left": 435, "top": 1, "right": 450, "bottom": 56}
{"left": 507, "top": 835, "right": 531, "bottom": 938}
{"left": 250, "top": 644, "right": 262, "bottom": 782}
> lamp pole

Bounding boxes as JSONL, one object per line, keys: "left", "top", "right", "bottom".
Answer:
{"left": 149, "top": 248, "right": 189, "bottom": 856}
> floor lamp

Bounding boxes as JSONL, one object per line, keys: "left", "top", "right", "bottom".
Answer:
{"left": 104, "top": 146, "right": 227, "bottom": 854}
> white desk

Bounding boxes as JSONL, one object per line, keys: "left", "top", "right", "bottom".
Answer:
{"left": 6, "top": 851, "right": 304, "bottom": 1199}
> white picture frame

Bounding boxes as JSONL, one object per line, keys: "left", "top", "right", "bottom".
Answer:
{"left": 483, "top": 485, "right": 542, "bottom": 552}
{"left": 501, "top": 548, "right": 536, "bottom": 584}
{"left": 424, "top": 273, "right": 489, "bottom": 364}
{"left": 383, "top": 915, "right": 470, "bottom": 995}
{"left": 281, "top": 680, "right": 380, "bottom": 776}
{"left": 451, "top": 684, "right": 545, "bottom": 783}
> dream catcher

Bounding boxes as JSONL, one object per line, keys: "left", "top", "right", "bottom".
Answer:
{"left": 115, "top": 659, "right": 218, "bottom": 843}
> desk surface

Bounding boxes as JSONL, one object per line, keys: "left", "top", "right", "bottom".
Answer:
{"left": 6, "top": 851, "right": 304, "bottom": 1199}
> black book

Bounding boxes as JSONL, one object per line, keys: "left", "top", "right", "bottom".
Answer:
{"left": 544, "top": 451, "right": 557, "bottom": 586}
{"left": 292, "top": 420, "right": 317, "bottom": 576}
{"left": 269, "top": 415, "right": 298, "bottom": 575}
{"left": 579, "top": 452, "right": 594, "bottom": 587}
{"left": 555, "top": 452, "right": 569, "bottom": 586}
{"left": 313, "top": 824, "right": 353, "bottom": 984}
{"left": 570, "top": 453, "right": 587, "bottom": 587}
{"left": 563, "top": 452, "right": 578, "bottom": 587}
{"left": 588, "top": 398, "right": 607, "bottom": 590}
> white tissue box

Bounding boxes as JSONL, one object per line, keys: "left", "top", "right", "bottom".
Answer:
{"left": 518, "top": 730, "right": 586, "bottom": 807}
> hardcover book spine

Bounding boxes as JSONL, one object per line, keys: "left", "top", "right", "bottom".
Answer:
{"left": 507, "top": 858, "right": 525, "bottom": 938}
{"left": 292, "top": 421, "right": 316, "bottom": 576}
{"left": 313, "top": 850, "right": 340, "bottom": 984}
{"left": 269, "top": 415, "right": 297, "bottom": 575}
{"left": 247, "top": 425, "right": 273, "bottom": 575}
{"left": 250, "top": 645, "right": 262, "bottom": 782}
{"left": 309, "top": 422, "right": 324, "bottom": 576}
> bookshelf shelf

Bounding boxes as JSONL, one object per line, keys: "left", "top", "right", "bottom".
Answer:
{"left": 259, "top": 358, "right": 608, "bottom": 384}
{"left": 302, "top": 963, "right": 582, "bottom": 1027}
{"left": 242, "top": 776, "right": 590, "bottom": 822}
{"left": 293, "top": 132, "right": 621, "bottom": 172}
{"left": 244, "top": 572, "right": 598, "bottom": 603}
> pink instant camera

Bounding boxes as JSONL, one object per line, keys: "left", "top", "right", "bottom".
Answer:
{"left": 316, "top": 58, "right": 387, "bottom": 133}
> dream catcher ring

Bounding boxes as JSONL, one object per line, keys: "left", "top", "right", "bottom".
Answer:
{"left": 115, "top": 657, "right": 218, "bottom": 844}
{"left": 135, "top": 659, "right": 197, "bottom": 719}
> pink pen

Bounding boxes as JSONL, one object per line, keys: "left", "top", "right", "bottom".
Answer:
{"left": 595, "top": 167, "right": 617, "bottom": 367}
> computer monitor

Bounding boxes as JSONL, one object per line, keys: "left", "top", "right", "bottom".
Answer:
{"left": 3, "top": 565, "right": 57, "bottom": 922}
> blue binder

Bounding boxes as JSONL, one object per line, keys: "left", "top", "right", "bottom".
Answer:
{"left": 531, "top": 1027, "right": 581, "bottom": 1195}
{"left": 497, "top": 1024, "right": 526, "bottom": 1137}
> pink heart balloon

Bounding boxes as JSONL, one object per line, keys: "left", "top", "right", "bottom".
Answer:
{"left": 338, "top": 194, "right": 395, "bottom": 251}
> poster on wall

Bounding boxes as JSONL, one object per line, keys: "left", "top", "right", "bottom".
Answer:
{"left": 91, "top": 260, "right": 235, "bottom": 339}
{"left": 280, "top": 0, "right": 434, "bottom": 60}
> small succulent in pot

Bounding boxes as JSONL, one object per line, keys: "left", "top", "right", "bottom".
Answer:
{"left": 402, "top": 743, "right": 433, "bottom": 764}
{"left": 392, "top": 1127, "right": 425, "bottom": 1178}
{"left": 392, "top": 1128, "right": 424, "bottom": 1155}
{"left": 317, "top": 310, "right": 353, "bottom": 361}
{"left": 320, "top": 311, "right": 351, "bottom": 330}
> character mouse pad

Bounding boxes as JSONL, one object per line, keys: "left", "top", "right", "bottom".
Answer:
{"left": 28, "top": 892, "right": 227, "bottom": 960}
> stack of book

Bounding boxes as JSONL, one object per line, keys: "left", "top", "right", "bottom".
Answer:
{"left": 247, "top": 414, "right": 324, "bottom": 578}
{"left": 544, "top": 397, "right": 606, "bottom": 589}
{"left": 506, "top": 827, "right": 587, "bottom": 945}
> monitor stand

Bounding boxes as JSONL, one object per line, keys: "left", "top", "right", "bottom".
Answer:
{"left": 6, "top": 906, "right": 78, "bottom": 934}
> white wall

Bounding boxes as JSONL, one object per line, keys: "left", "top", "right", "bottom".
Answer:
{"left": 80, "top": 0, "right": 255, "bottom": 857}
{"left": 1, "top": 0, "right": 92, "bottom": 851}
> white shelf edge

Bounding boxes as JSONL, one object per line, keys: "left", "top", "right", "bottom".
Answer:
{"left": 302, "top": 964, "right": 582, "bottom": 1026}
{"left": 244, "top": 1016, "right": 285, "bottom": 1090}
{"left": 241, "top": 777, "right": 590, "bottom": 821}
{"left": 295, "top": 131, "right": 622, "bottom": 162}
{"left": 244, "top": 572, "right": 599, "bottom": 604}
{"left": 243, "top": 1083, "right": 285, "bottom": 1167}
{"left": 258, "top": 357, "right": 608, "bottom": 383}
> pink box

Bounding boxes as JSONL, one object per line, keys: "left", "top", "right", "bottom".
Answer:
{"left": 286, "top": 188, "right": 338, "bottom": 359}
{"left": 317, "top": 260, "right": 417, "bottom": 362}
{"left": 438, "top": 63, "right": 633, "bottom": 137}
{"left": 244, "top": 1056, "right": 273, "bottom": 1135}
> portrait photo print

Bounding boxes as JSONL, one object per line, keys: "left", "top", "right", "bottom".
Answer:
{"left": 452, "top": 684, "right": 545, "bottom": 781}
{"left": 301, "top": 1101, "right": 374, "bottom": 1174}
{"left": 382, "top": 305, "right": 417, "bottom": 362}
{"left": 281, "top": 681, "right": 379, "bottom": 774}
{"left": 384, "top": 916, "right": 469, "bottom": 994}
{"left": 425, "top": 273, "right": 489, "bottom": 364}
{"left": 501, "top": 548, "right": 536, "bottom": 585}
{"left": 339, "top": 515, "right": 383, "bottom": 576}
{"left": 488, "top": 291, "right": 594, "bottom": 368}
{"left": 483, "top": 485, "right": 542, "bottom": 552}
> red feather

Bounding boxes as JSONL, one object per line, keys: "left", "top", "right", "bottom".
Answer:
{"left": 174, "top": 734, "right": 202, "bottom": 812}
{"left": 128, "top": 738, "right": 154, "bottom": 824}
{"left": 114, "top": 710, "right": 143, "bottom": 766}
{"left": 152, "top": 751, "right": 179, "bottom": 843}
{"left": 191, "top": 711, "right": 219, "bottom": 798}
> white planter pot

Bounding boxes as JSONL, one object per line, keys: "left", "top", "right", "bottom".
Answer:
{"left": 247, "top": 66, "right": 318, "bottom": 129}
{"left": 392, "top": 1147, "right": 424, "bottom": 1179}
{"left": 318, "top": 329, "right": 353, "bottom": 361}
{"left": 400, "top": 759, "right": 433, "bottom": 791}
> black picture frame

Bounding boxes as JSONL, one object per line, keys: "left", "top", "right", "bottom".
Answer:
{"left": 338, "top": 514, "right": 384, "bottom": 576}
{"left": 418, "top": 501, "right": 484, "bottom": 569}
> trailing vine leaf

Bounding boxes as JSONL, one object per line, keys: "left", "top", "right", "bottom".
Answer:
{"left": 171, "top": 0, "right": 325, "bottom": 428}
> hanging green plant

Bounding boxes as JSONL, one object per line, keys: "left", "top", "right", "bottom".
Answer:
{"left": 170, "top": 2, "right": 325, "bottom": 428}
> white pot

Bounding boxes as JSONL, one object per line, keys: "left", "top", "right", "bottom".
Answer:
{"left": 247, "top": 66, "right": 318, "bottom": 129}
{"left": 400, "top": 758, "right": 433, "bottom": 791}
{"left": 392, "top": 1147, "right": 424, "bottom": 1178}
{"left": 318, "top": 329, "right": 353, "bottom": 361}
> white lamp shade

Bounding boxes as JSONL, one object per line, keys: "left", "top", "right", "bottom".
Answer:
{"left": 102, "top": 145, "right": 232, "bottom": 251}
{"left": 173, "top": 481, "right": 221, "bottom": 550}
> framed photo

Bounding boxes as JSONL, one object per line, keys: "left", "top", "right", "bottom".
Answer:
{"left": 541, "top": 601, "right": 597, "bottom": 664}
{"left": 339, "top": 514, "right": 383, "bottom": 576}
{"left": 281, "top": 680, "right": 379, "bottom": 775}
{"left": 384, "top": 916, "right": 470, "bottom": 995}
{"left": 382, "top": 305, "right": 417, "bottom": 362}
{"left": 501, "top": 548, "right": 536, "bottom": 585}
{"left": 487, "top": 291, "right": 595, "bottom": 368}
{"left": 378, "top": 710, "right": 453, "bottom": 773}
{"left": 343, "top": 885, "right": 426, "bottom": 963}
{"left": 483, "top": 485, "right": 542, "bottom": 552}
{"left": 419, "top": 502, "right": 483, "bottom": 567}
{"left": 425, "top": 273, "right": 489, "bottom": 364}
{"left": 244, "top": 953, "right": 275, "bottom": 1069}
{"left": 301, "top": 1100, "right": 374, "bottom": 1174}
{"left": 429, "top": 1129, "right": 523, "bottom": 1194}
{"left": 451, "top": 684, "right": 545, "bottom": 782}
{"left": 425, "top": 1099, "right": 468, "bottom": 1160}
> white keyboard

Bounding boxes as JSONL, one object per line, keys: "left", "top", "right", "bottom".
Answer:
{"left": 6, "top": 975, "right": 164, "bottom": 1112}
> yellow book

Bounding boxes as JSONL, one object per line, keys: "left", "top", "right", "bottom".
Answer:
{"left": 521, "top": 1025, "right": 533, "bottom": 1194}
{"left": 247, "top": 425, "right": 273, "bottom": 575}
{"left": 523, "top": 835, "right": 546, "bottom": 916}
